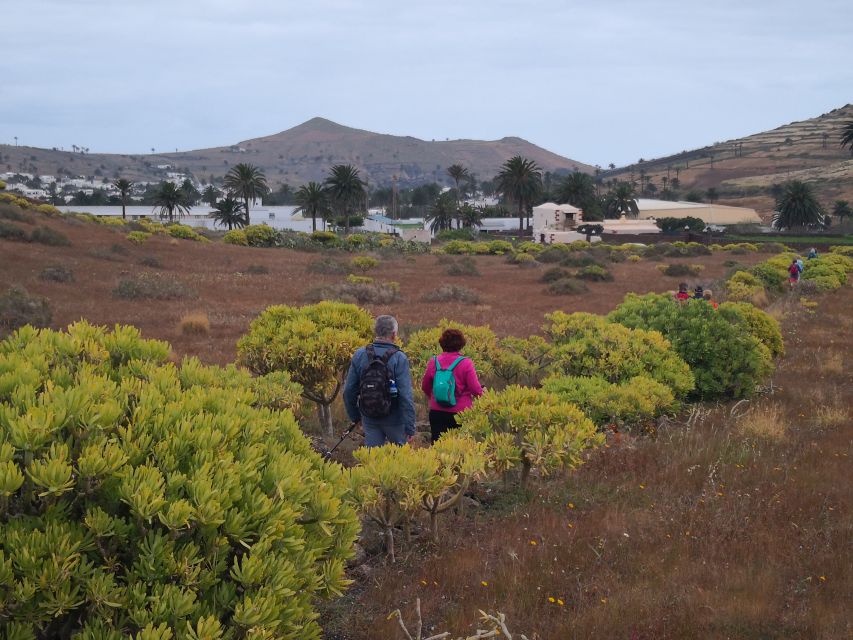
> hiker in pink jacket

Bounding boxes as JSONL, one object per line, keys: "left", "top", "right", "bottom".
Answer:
{"left": 421, "top": 328, "right": 484, "bottom": 443}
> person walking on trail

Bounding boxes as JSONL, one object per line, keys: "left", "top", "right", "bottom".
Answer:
{"left": 788, "top": 259, "right": 801, "bottom": 289}
{"left": 808, "top": 247, "right": 818, "bottom": 260}
{"left": 674, "top": 282, "right": 691, "bottom": 301}
{"left": 702, "top": 289, "right": 719, "bottom": 309}
{"left": 343, "top": 315, "right": 416, "bottom": 447}
{"left": 421, "top": 329, "right": 484, "bottom": 443}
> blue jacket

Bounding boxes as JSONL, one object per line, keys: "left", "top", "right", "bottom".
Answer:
{"left": 343, "top": 341, "right": 417, "bottom": 436}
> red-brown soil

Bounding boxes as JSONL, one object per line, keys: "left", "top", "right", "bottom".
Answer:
{"left": 0, "top": 215, "right": 767, "bottom": 365}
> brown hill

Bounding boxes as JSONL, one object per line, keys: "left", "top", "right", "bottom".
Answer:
{"left": 0, "top": 118, "right": 592, "bottom": 189}
{"left": 605, "top": 104, "right": 853, "bottom": 217}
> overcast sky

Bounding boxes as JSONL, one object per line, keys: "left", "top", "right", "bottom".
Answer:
{"left": 1, "top": 0, "right": 851, "bottom": 166}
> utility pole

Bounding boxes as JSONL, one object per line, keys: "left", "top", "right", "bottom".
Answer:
{"left": 391, "top": 174, "right": 399, "bottom": 219}
{"left": 14, "top": 136, "right": 18, "bottom": 147}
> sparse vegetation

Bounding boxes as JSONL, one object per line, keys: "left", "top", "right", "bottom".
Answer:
{"left": 546, "top": 277, "right": 589, "bottom": 295}
{"left": 179, "top": 311, "right": 210, "bottom": 335}
{"left": 38, "top": 264, "right": 74, "bottom": 283}
{"left": 245, "top": 264, "right": 270, "bottom": 275}
{"left": 0, "top": 286, "right": 51, "bottom": 336}
{"left": 422, "top": 284, "right": 481, "bottom": 304}
{"left": 113, "top": 272, "right": 196, "bottom": 300}
{"left": 29, "top": 225, "right": 71, "bottom": 246}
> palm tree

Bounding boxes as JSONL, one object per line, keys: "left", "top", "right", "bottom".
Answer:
{"left": 772, "top": 181, "right": 825, "bottom": 230}
{"left": 224, "top": 163, "right": 268, "bottom": 225}
{"left": 604, "top": 182, "right": 639, "bottom": 219}
{"left": 113, "top": 178, "right": 133, "bottom": 220}
{"left": 555, "top": 172, "right": 596, "bottom": 210}
{"left": 447, "top": 164, "right": 469, "bottom": 228}
{"left": 425, "top": 192, "right": 456, "bottom": 233}
{"left": 294, "top": 182, "right": 331, "bottom": 232}
{"left": 458, "top": 203, "right": 483, "bottom": 229}
{"left": 153, "top": 181, "right": 191, "bottom": 222}
{"left": 202, "top": 185, "right": 220, "bottom": 207}
{"left": 841, "top": 120, "right": 853, "bottom": 155}
{"left": 495, "top": 155, "right": 542, "bottom": 234}
{"left": 832, "top": 199, "right": 851, "bottom": 223}
{"left": 325, "top": 164, "right": 366, "bottom": 234}
{"left": 210, "top": 194, "right": 247, "bottom": 230}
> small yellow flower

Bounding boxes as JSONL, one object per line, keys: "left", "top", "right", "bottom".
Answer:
{"left": 420, "top": 580, "right": 427, "bottom": 585}
{"left": 600, "top": 597, "right": 607, "bottom": 604}
{"left": 481, "top": 581, "right": 488, "bottom": 587}
{"left": 567, "top": 523, "right": 574, "bottom": 528}
{"left": 529, "top": 540, "right": 537, "bottom": 545}
{"left": 548, "top": 597, "right": 555, "bottom": 603}
{"left": 557, "top": 599, "right": 565, "bottom": 606}
{"left": 819, "top": 576, "right": 826, "bottom": 582}
{"left": 639, "top": 484, "right": 645, "bottom": 489}
{"left": 567, "top": 502, "right": 575, "bottom": 509}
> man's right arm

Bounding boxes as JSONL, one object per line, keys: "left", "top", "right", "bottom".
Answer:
{"left": 342, "top": 354, "right": 361, "bottom": 423}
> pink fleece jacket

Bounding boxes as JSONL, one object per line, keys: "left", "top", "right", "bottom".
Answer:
{"left": 421, "top": 352, "right": 484, "bottom": 413}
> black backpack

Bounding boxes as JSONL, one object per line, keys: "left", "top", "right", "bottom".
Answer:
{"left": 358, "top": 345, "right": 398, "bottom": 419}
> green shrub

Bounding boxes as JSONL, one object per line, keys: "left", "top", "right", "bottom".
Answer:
{"left": 36, "top": 203, "right": 61, "bottom": 215}
{"left": 576, "top": 264, "right": 613, "bottom": 281}
{"left": 487, "top": 240, "right": 514, "bottom": 254}
{"left": 656, "top": 216, "right": 706, "bottom": 234}
{"left": 609, "top": 293, "right": 774, "bottom": 399}
{"left": 757, "top": 242, "right": 791, "bottom": 253}
{"left": 541, "top": 267, "right": 570, "bottom": 283}
{"left": 535, "top": 245, "right": 571, "bottom": 263}
{"left": 246, "top": 264, "right": 269, "bottom": 275}
{"left": 659, "top": 263, "right": 704, "bottom": 277}
{"left": 310, "top": 230, "right": 339, "bottom": 244}
{"left": 166, "top": 224, "right": 203, "bottom": 241}
{"left": 422, "top": 284, "right": 481, "bottom": 304}
{"left": 726, "top": 270, "right": 767, "bottom": 304}
{"left": 306, "top": 280, "right": 401, "bottom": 305}
{"left": 800, "top": 254, "right": 852, "bottom": 291}
{"left": 829, "top": 245, "right": 853, "bottom": 256}
{"left": 721, "top": 242, "right": 759, "bottom": 253}
{"left": 515, "top": 241, "right": 543, "bottom": 254}
{"left": 544, "top": 311, "right": 694, "bottom": 396}
{"left": 644, "top": 242, "right": 711, "bottom": 258}
{"left": 435, "top": 228, "right": 477, "bottom": 242}
{"left": 139, "top": 256, "right": 163, "bottom": 269}
{"left": 30, "top": 225, "right": 71, "bottom": 246}
{"left": 559, "top": 252, "right": 601, "bottom": 268}
{"left": 39, "top": 264, "right": 74, "bottom": 283}
{"left": 307, "top": 257, "right": 349, "bottom": 274}
{"left": 506, "top": 252, "right": 538, "bottom": 267}
{"left": 126, "top": 230, "right": 151, "bottom": 244}
{"left": 0, "top": 287, "right": 52, "bottom": 337}
{"left": 222, "top": 229, "right": 248, "bottom": 245}
{"left": 543, "top": 374, "right": 677, "bottom": 428}
{"left": 244, "top": 224, "right": 279, "bottom": 247}
{"left": 350, "top": 255, "right": 379, "bottom": 272}
{"left": 0, "top": 204, "right": 35, "bottom": 224}
{"left": 718, "top": 301, "right": 784, "bottom": 358}
{"left": 458, "top": 386, "right": 603, "bottom": 486}
{"left": 546, "top": 278, "right": 589, "bottom": 295}
{"left": 749, "top": 262, "right": 786, "bottom": 292}
{"left": 0, "top": 220, "right": 29, "bottom": 241}
{"left": 113, "top": 273, "right": 196, "bottom": 300}
{"left": 0, "top": 322, "right": 356, "bottom": 638}
{"left": 445, "top": 256, "right": 480, "bottom": 276}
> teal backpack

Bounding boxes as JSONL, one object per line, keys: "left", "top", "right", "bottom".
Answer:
{"left": 432, "top": 356, "right": 465, "bottom": 407}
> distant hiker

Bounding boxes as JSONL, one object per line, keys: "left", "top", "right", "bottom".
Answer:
{"left": 808, "top": 247, "right": 818, "bottom": 260}
{"left": 420, "top": 328, "right": 484, "bottom": 443}
{"left": 788, "top": 259, "right": 801, "bottom": 288}
{"left": 343, "top": 315, "right": 416, "bottom": 447}
{"left": 796, "top": 257, "right": 804, "bottom": 273}
{"left": 702, "top": 289, "right": 718, "bottom": 309}
{"left": 675, "top": 282, "right": 691, "bottom": 301}
{"left": 693, "top": 285, "right": 704, "bottom": 300}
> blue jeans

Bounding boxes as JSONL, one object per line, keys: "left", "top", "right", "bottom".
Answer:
{"left": 364, "top": 422, "right": 407, "bottom": 447}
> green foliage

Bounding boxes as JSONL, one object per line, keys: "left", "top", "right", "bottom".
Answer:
{"left": 544, "top": 311, "right": 694, "bottom": 396}
{"left": 718, "top": 302, "right": 784, "bottom": 358}
{"left": 506, "top": 251, "right": 538, "bottom": 267}
{"left": 0, "top": 221, "right": 29, "bottom": 242}
{"left": 492, "top": 335, "right": 553, "bottom": 387}
{"left": 441, "top": 240, "right": 509, "bottom": 256}
{"left": 575, "top": 264, "right": 613, "bottom": 281}
{"left": 656, "top": 216, "right": 706, "bottom": 233}
{"left": 243, "top": 225, "right": 279, "bottom": 247}
{"left": 800, "top": 253, "right": 852, "bottom": 290}
{"left": 445, "top": 256, "right": 480, "bottom": 277}
{"left": 307, "top": 280, "right": 400, "bottom": 305}
{"left": 457, "top": 386, "right": 602, "bottom": 486}
{"left": 113, "top": 273, "right": 196, "bottom": 301}
{"left": 126, "top": 231, "right": 151, "bottom": 245}
{"left": 542, "top": 375, "right": 677, "bottom": 428}
{"left": 609, "top": 293, "right": 774, "bottom": 399}
{"left": 546, "top": 278, "right": 589, "bottom": 296}
{"left": 726, "top": 270, "right": 767, "bottom": 304}
{"left": 659, "top": 263, "right": 704, "bottom": 277}
{"left": 39, "top": 265, "right": 74, "bottom": 283}
{"left": 829, "top": 245, "right": 853, "bottom": 256}
{"left": 221, "top": 229, "right": 248, "bottom": 246}
{"left": 30, "top": 226, "right": 71, "bottom": 246}
{"left": 0, "top": 322, "right": 354, "bottom": 638}
{"left": 350, "top": 255, "right": 379, "bottom": 272}
{"left": 643, "top": 242, "right": 710, "bottom": 258}
{"left": 0, "top": 287, "right": 51, "bottom": 337}
{"left": 421, "top": 285, "right": 481, "bottom": 304}
{"left": 165, "top": 224, "right": 203, "bottom": 241}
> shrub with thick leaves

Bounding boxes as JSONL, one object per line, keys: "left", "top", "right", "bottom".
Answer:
{"left": 718, "top": 301, "right": 785, "bottom": 358}
{"left": 609, "top": 293, "right": 774, "bottom": 399}
{"left": 0, "top": 322, "right": 357, "bottom": 639}
{"left": 457, "top": 386, "right": 603, "bottom": 487}
{"left": 801, "top": 253, "right": 852, "bottom": 291}
{"left": 237, "top": 302, "right": 374, "bottom": 435}
{"left": 542, "top": 375, "right": 677, "bottom": 428}
{"left": 544, "top": 311, "right": 694, "bottom": 397}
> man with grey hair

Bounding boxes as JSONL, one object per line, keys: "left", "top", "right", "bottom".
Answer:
{"left": 343, "top": 315, "right": 416, "bottom": 446}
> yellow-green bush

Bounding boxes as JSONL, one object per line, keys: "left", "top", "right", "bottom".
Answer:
{"left": 458, "top": 386, "right": 602, "bottom": 486}
{"left": 801, "top": 254, "right": 852, "bottom": 291}
{"left": 166, "top": 223, "right": 203, "bottom": 241}
{"left": 222, "top": 229, "right": 248, "bottom": 245}
{"left": 97, "top": 216, "right": 129, "bottom": 227}
{"left": 829, "top": 245, "right": 853, "bottom": 256}
{"left": 507, "top": 251, "right": 538, "bottom": 266}
{"left": 515, "top": 241, "right": 543, "bottom": 254}
{"left": 346, "top": 274, "right": 373, "bottom": 285}
{"left": 726, "top": 270, "right": 767, "bottom": 305}
{"left": 126, "top": 231, "right": 151, "bottom": 244}
{"left": 237, "top": 302, "right": 374, "bottom": 435}
{"left": 405, "top": 320, "right": 501, "bottom": 381}
{"left": 311, "top": 230, "right": 339, "bottom": 244}
{"left": 542, "top": 374, "right": 677, "bottom": 428}
{"left": 350, "top": 255, "right": 379, "bottom": 272}
{"left": 0, "top": 322, "right": 356, "bottom": 638}
{"left": 244, "top": 224, "right": 279, "bottom": 247}
{"left": 609, "top": 293, "right": 775, "bottom": 399}
{"left": 721, "top": 242, "right": 759, "bottom": 252}
{"left": 544, "top": 311, "right": 694, "bottom": 396}
{"left": 35, "top": 203, "right": 61, "bottom": 216}
{"left": 718, "top": 302, "right": 784, "bottom": 358}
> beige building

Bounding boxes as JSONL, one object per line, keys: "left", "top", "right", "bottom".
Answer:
{"left": 532, "top": 202, "right": 600, "bottom": 244}
{"left": 634, "top": 199, "right": 761, "bottom": 225}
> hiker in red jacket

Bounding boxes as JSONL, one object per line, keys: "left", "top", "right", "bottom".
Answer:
{"left": 421, "top": 328, "right": 484, "bottom": 443}
{"left": 674, "top": 282, "right": 691, "bottom": 301}
{"left": 788, "top": 259, "right": 801, "bottom": 289}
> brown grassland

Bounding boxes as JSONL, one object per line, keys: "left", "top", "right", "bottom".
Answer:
{"left": 1, "top": 213, "right": 850, "bottom": 639}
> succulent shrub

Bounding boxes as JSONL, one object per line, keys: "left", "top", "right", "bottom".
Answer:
{"left": 544, "top": 311, "right": 694, "bottom": 396}
{"left": 718, "top": 301, "right": 785, "bottom": 358}
{"left": 222, "top": 229, "right": 248, "bottom": 246}
{"left": 165, "top": 224, "right": 203, "bottom": 241}
{"left": 243, "top": 225, "right": 279, "bottom": 247}
{"left": 237, "top": 302, "right": 374, "bottom": 436}
{"left": 0, "top": 322, "right": 356, "bottom": 639}
{"left": 609, "top": 293, "right": 775, "bottom": 399}
{"left": 457, "top": 386, "right": 602, "bottom": 487}
{"left": 126, "top": 231, "right": 151, "bottom": 244}
{"left": 349, "top": 256, "right": 379, "bottom": 272}
{"left": 0, "top": 287, "right": 52, "bottom": 337}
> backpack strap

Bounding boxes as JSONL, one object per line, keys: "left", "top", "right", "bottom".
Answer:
{"left": 381, "top": 346, "right": 398, "bottom": 364}
{"left": 433, "top": 355, "right": 443, "bottom": 372}
{"left": 446, "top": 356, "right": 465, "bottom": 372}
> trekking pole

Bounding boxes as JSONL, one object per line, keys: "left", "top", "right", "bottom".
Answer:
{"left": 323, "top": 421, "right": 360, "bottom": 459}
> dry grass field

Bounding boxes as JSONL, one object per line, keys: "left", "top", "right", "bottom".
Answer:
{"left": 1, "top": 213, "right": 850, "bottom": 639}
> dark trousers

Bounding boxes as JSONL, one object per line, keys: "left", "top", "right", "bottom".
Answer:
{"left": 429, "top": 409, "right": 458, "bottom": 443}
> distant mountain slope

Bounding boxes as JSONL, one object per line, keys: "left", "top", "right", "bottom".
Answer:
{"left": 604, "top": 104, "right": 853, "bottom": 216}
{"left": 0, "top": 118, "right": 592, "bottom": 189}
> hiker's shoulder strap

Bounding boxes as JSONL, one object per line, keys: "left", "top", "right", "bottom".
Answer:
{"left": 381, "top": 346, "right": 398, "bottom": 363}
{"left": 446, "top": 356, "right": 466, "bottom": 371}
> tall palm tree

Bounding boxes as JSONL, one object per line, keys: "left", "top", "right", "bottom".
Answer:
{"left": 832, "top": 199, "right": 851, "bottom": 223}
{"left": 202, "top": 185, "right": 220, "bottom": 207}
{"left": 324, "top": 164, "right": 366, "bottom": 234}
{"left": 840, "top": 120, "right": 853, "bottom": 156}
{"left": 772, "top": 181, "right": 825, "bottom": 230}
{"left": 153, "top": 181, "right": 191, "bottom": 222}
{"left": 425, "top": 192, "right": 456, "bottom": 233}
{"left": 458, "top": 203, "right": 483, "bottom": 229}
{"left": 294, "top": 182, "right": 331, "bottom": 232}
{"left": 113, "top": 178, "right": 133, "bottom": 220}
{"left": 224, "top": 163, "right": 268, "bottom": 225}
{"left": 210, "top": 194, "right": 247, "bottom": 230}
{"left": 604, "top": 182, "right": 639, "bottom": 219}
{"left": 495, "top": 155, "right": 542, "bottom": 234}
{"left": 555, "top": 172, "right": 596, "bottom": 210}
{"left": 446, "top": 164, "right": 469, "bottom": 228}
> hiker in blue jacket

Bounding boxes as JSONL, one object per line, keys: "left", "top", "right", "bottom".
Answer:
{"left": 343, "top": 315, "right": 416, "bottom": 447}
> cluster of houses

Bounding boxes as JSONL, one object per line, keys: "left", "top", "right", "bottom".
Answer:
{"left": 0, "top": 170, "right": 197, "bottom": 203}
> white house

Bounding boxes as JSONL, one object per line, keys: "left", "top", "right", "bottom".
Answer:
{"left": 531, "top": 202, "right": 599, "bottom": 244}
